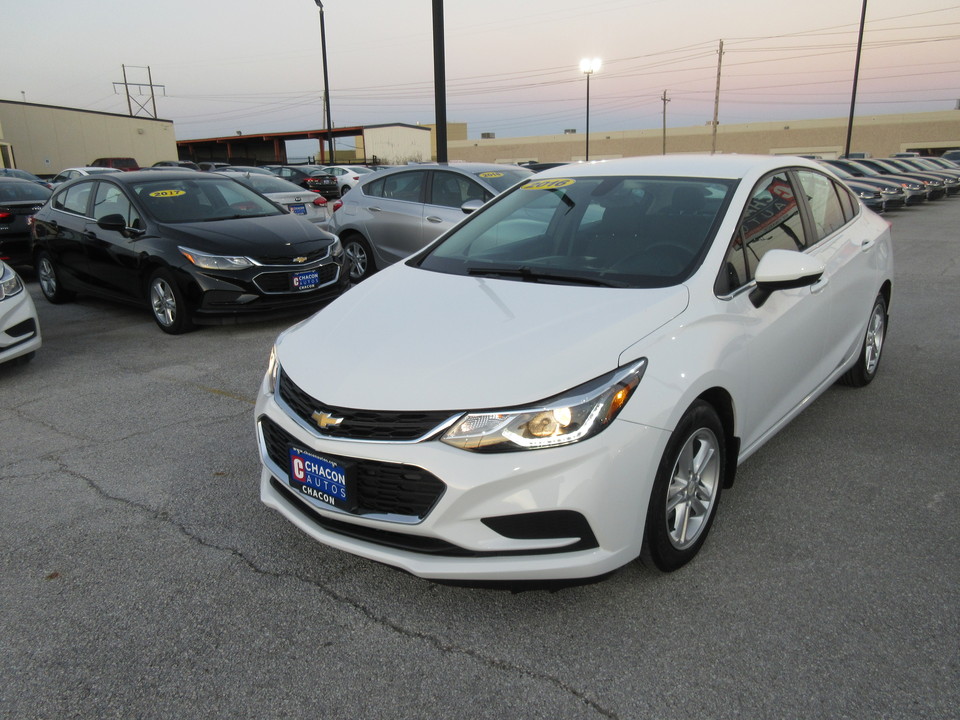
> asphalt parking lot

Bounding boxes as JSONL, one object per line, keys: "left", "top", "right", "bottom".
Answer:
{"left": 2, "top": 197, "right": 958, "bottom": 720}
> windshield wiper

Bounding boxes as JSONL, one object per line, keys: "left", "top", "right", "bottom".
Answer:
{"left": 467, "top": 265, "right": 625, "bottom": 287}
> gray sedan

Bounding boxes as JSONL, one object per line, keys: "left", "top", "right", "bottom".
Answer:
{"left": 328, "top": 163, "right": 532, "bottom": 281}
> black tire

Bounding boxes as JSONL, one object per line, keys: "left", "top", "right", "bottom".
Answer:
{"left": 840, "top": 293, "right": 887, "bottom": 388}
{"left": 340, "top": 185, "right": 351, "bottom": 197}
{"left": 343, "top": 233, "right": 375, "bottom": 282}
{"left": 35, "top": 250, "right": 75, "bottom": 304}
{"left": 147, "top": 268, "right": 193, "bottom": 334}
{"left": 641, "top": 400, "right": 726, "bottom": 572}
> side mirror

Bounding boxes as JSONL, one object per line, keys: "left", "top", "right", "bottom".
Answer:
{"left": 750, "top": 249, "right": 824, "bottom": 308}
{"left": 97, "top": 213, "right": 143, "bottom": 239}
{"left": 461, "top": 198, "right": 484, "bottom": 215}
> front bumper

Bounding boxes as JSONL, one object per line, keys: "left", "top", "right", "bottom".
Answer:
{"left": 254, "top": 377, "right": 669, "bottom": 581}
{"left": 0, "top": 291, "right": 41, "bottom": 364}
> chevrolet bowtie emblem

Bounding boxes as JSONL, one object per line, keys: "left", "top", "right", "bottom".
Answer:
{"left": 312, "top": 411, "right": 343, "bottom": 430}
{"left": 293, "top": 256, "right": 308, "bottom": 263}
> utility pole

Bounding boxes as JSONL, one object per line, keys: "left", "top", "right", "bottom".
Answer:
{"left": 433, "top": 0, "right": 448, "bottom": 163}
{"left": 844, "top": 0, "right": 868, "bottom": 158}
{"left": 711, "top": 40, "right": 724, "bottom": 155}
{"left": 315, "top": 1, "right": 335, "bottom": 165}
{"left": 661, "top": 90, "right": 670, "bottom": 155}
{"left": 113, "top": 65, "right": 165, "bottom": 118}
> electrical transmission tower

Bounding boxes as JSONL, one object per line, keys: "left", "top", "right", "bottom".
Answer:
{"left": 112, "top": 65, "right": 165, "bottom": 118}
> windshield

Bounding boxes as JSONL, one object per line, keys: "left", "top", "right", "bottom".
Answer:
{"left": 417, "top": 175, "right": 736, "bottom": 288}
{"left": 472, "top": 167, "right": 533, "bottom": 193}
{"left": 131, "top": 177, "right": 282, "bottom": 223}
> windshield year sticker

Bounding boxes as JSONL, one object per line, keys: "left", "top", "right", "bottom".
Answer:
{"left": 523, "top": 178, "right": 575, "bottom": 190}
{"left": 149, "top": 189, "right": 186, "bottom": 198}
{"left": 478, "top": 171, "right": 505, "bottom": 178}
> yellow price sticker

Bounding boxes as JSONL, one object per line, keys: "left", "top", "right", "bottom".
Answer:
{"left": 478, "top": 172, "right": 505, "bottom": 178}
{"left": 522, "top": 178, "right": 575, "bottom": 190}
{"left": 149, "top": 189, "right": 187, "bottom": 198}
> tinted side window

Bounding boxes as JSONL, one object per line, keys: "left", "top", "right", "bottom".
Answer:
{"left": 381, "top": 171, "right": 425, "bottom": 203}
{"left": 718, "top": 172, "right": 805, "bottom": 294}
{"left": 92, "top": 182, "right": 142, "bottom": 228}
{"left": 429, "top": 171, "right": 490, "bottom": 208}
{"left": 54, "top": 182, "right": 94, "bottom": 215}
{"left": 834, "top": 178, "right": 858, "bottom": 222}
{"left": 363, "top": 176, "right": 386, "bottom": 198}
{"left": 796, "top": 170, "right": 846, "bottom": 242}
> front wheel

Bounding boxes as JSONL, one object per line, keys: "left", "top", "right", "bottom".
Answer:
{"left": 343, "top": 234, "right": 374, "bottom": 282}
{"left": 641, "top": 401, "right": 726, "bottom": 572}
{"left": 147, "top": 269, "right": 193, "bottom": 334}
{"left": 840, "top": 293, "right": 887, "bottom": 387}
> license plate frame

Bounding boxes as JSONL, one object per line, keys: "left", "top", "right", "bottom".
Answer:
{"left": 288, "top": 445, "right": 357, "bottom": 511}
{"left": 291, "top": 268, "right": 320, "bottom": 291}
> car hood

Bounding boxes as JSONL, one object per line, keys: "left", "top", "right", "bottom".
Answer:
{"left": 277, "top": 263, "right": 689, "bottom": 411}
{"left": 158, "top": 213, "right": 334, "bottom": 257}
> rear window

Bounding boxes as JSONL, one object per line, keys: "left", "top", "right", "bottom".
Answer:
{"left": 0, "top": 180, "right": 51, "bottom": 203}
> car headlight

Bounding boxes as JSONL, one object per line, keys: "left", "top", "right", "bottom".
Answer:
{"left": 263, "top": 345, "right": 279, "bottom": 393}
{"left": 0, "top": 264, "right": 24, "bottom": 300}
{"left": 441, "top": 359, "right": 646, "bottom": 452}
{"left": 179, "top": 246, "right": 255, "bottom": 270}
{"left": 328, "top": 236, "right": 343, "bottom": 259}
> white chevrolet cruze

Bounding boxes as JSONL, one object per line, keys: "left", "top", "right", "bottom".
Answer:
{"left": 255, "top": 155, "right": 893, "bottom": 581}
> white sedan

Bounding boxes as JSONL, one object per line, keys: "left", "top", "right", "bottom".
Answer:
{"left": 255, "top": 155, "right": 893, "bottom": 581}
{"left": 0, "top": 260, "right": 41, "bottom": 365}
{"left": 219, "top": 172, "right": 330, "bottom": 224}
{"left": 319, "top": 165, "right": 374, "bottom": 196}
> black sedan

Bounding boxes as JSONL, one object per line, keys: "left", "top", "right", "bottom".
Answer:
{"left": 273, "top": 166, "right": 340, "bottom": 199}
{"left": 0, "top": 178, "right": 51, "bottom": 268}
{"left": 30, "top": 170, "right": 349, "bottom": 334}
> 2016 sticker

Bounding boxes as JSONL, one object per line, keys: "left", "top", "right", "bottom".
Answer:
{"left": 149, "top": 189, "right": 186, "bottom": 198}
{"left": 478, "top": 171, "right": 505, "bottom": 178}
{"left": 522, "top": 178, "right": 575, "bottom": 190}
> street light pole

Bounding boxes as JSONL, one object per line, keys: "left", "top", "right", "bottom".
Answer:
{"left": 315, "top": 0, "right": 335, "bottom": 164}
{"left": 580, "top": 58, "right": 601, "bottom": 162}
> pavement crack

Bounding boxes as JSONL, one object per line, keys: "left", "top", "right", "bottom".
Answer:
{"left": 61, "top": 460, "right": 620, "bottom": 719}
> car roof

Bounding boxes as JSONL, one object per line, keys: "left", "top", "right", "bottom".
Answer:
{"left": 82, "top": 169, "right": 211, "bottom": 184}
{"left": 533, "top": 154, "right": 825, "bottom": 180}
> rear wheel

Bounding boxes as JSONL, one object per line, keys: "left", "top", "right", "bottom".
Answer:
{"left": 840, "top": 293, "right": 887, "bottom": 387}
{"left": 343, "top": 234, "right": 374, "bottom": 282}
{"left": 147, "top": 269, "right": 193, "bottom": 334}
{"left": 642, "top": 401, "right": 725, "bottom": 572}
{"left": 35, "top": 251, "right": 75, "bottom": 304}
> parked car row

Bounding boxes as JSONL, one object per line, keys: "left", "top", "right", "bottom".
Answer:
{"left": 819, "top": 156, "right": 960, "bottom": 212}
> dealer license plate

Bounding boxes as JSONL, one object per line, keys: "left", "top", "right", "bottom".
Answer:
{"left": 291, "top": 268, "right": 320, "bottom": 291}
{"left": 289, "top": 204, "right": 307, "bottom": 215}
{"left": 288, "top": 445, "right": 356, "bottom": 511}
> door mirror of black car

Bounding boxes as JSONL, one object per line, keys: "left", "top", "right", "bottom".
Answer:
{"left": 97, "top": 214, "right": 143, "bottom": 239}
{"left": 750, "top": 249, "right": 825, "bottom": 308}
{"left": 461, "top": 198, "right": 484, "bottom": 215}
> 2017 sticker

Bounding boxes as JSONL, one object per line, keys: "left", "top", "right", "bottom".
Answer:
{"left": 149, "top": 189, "right": 186, "bottom": 198}
{"left": 522, "top": 178, "right": 576, "bottom": 190}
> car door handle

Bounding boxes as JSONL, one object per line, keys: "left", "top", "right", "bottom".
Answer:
{"left": 369, "top": 206, "right": 382, "bottom": 212}
{"left": 860, "top": 239, "right": 875, "bottom": 251}
{"left": 426, "top": 216, "right": 444, "bottom": 223}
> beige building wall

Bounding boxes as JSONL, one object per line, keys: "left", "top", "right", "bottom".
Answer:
{"left": 0, "top": 101, "right": 177, "bottom": 175}
{"left": 423, "top": 122, "right": 468, "bottom": 160}
{"left": 358, "top": 125, "right": 433, "bottom": 165}
{"left": 448, "top": 111, "right": 960, "bottom": 164}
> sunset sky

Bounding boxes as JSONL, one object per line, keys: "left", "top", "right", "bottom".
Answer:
{"left": 3, "top": 0, "right": 958, "bottom": 148}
